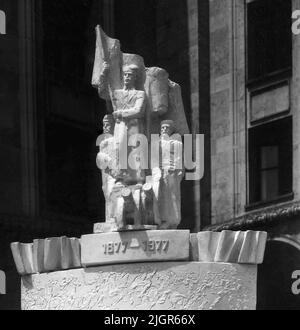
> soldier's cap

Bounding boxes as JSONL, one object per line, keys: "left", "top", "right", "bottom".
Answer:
{"left": 161, "top": 120, "right": 175, "bottom": 129}
{"left": 123, "top": 64, "right": 140, "bottom": 74}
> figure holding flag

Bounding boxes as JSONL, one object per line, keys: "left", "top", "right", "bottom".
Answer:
{"left": 92, "top": 26, "right": 147, "bottom": 186}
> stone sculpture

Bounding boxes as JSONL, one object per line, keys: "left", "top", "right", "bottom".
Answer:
{"left": 113, "top": 64, "right": 147, "bottom": 185}
{"left": 10, "top": 25, "right": 269, "bottom": 312}
{"left": 92, "top": 26, "right": 189, "bottom": 230}
{"left": 152, "top": 120, "right": 183, "bottom": 229}
{"left": 96, "top": 114, "right": 117, "bottom": 222}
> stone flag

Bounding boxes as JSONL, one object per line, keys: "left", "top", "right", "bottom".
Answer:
{"left": 91, "top": 25, "right": 122, "bottom": 99}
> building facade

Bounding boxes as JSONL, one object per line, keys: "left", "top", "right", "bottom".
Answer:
{"left": 207, "top": 0, "right": 300, "bottom": 309}
{"left": 0, "top": 0, "right": 299, "bottom": 309}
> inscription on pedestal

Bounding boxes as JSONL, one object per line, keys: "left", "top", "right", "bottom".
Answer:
{"left": 102, "top": 240, "right": 169, "bottom": 254}
{"left": 81, "top": 230, "right": 189, "bottom": 267}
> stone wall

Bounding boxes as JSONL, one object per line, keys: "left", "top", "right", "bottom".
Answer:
{"left": 0, "top": 0, "right": 22, "bottom": 215}
{"left": 0, "top": 0, "right": 23, "bottom": 309}
{"left": 210, "top": 0, "right": 235, "bottom": 224}
{"left": 292, "top": 0, "right": 300, "bottom": 202}
{"left": 187, "top": 0, "right": 211, "bottom": 231}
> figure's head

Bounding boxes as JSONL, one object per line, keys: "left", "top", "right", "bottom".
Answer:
{"left": 102, "top": 114, "right": 114, "bottom": 134}
{"left": 123, "top": 64, "right": 139, "bottom": 89}
{"left": 161, "top": 120, "right": 175, "bottom": 138}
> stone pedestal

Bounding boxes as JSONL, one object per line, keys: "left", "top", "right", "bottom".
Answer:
{"left": 81, "top": 230, "right": 190, "bottom": 266}
{"left": 21, "top": 262, "right": 257, "bottom": 310}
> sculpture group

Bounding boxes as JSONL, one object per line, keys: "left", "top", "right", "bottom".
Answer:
{"left": 93, "top": 26, "right": 189, "bottom": 231}
{"left": 11, "top": 25, "right": 268, "bottom": 311}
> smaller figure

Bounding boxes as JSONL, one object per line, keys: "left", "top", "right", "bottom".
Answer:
{"left": 152, "top": 120, "right": 183, "bottom": 229}
{"left": 96, "top": 114, "right": 116, "bottom": 221}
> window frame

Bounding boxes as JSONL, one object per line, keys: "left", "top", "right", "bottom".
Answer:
{"left": 246, "top": 116, "right": 293, "bottom": 210}
{"left": 245, "top": 0, "right": 293, "bottom": 87}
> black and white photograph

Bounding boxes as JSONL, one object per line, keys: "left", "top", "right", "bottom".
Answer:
{"left": 0, "top": 0, "right": 299, "bottom": 312}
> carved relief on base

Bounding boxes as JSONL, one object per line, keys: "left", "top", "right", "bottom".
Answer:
{"left": 21, "top": 262, "right": 257, "bottom": 310}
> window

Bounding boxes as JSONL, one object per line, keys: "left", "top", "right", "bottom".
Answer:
{"left": 247, "top": 0, "right": 292, "bottom": 82}
{"left": 249, "top": 117, "right": 292, "bottom": 205}
{"left": 260, "top": 146, "right": 279, "bottom": 201}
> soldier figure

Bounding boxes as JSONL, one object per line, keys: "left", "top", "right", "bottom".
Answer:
{"left": 152, "top": 120, "right": 183, "bottom": 229}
